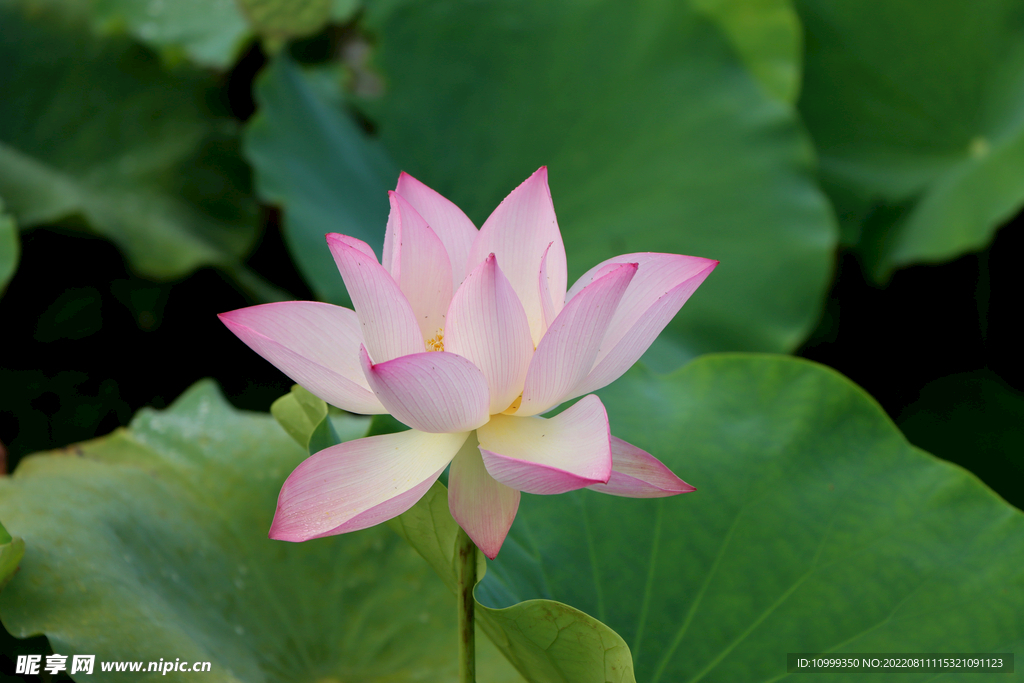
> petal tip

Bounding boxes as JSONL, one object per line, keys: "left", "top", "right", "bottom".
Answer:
{"left": 268, "top": 515, "right": 304, "bottom": 542}
{"left": 450, "top": 515, "right": 505, "bottom": 559}
{"left": 358, "top": 343, "right": 375, "bottom": 369}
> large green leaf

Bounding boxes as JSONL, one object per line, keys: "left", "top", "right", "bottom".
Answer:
{"left": 0, "top": 4, "right": 263, "bottom": 287}
{"left": 0, "top": 381, "right": 523, "bottom": 682}
{"left": 246, "top": 58, "right": 398, "bottom": 307}
{"left": 798, "top": 0, "right": 1024, "bottom": 278}
{"left": 691, "top": 0, "right": 802, "bottom": 103}
{"left": 476, "top": 356, "right": 1024, "bottom": 681}
{"left": 246, "top": 0, "right": 836, "bottom": 363}
{"left": 0, "top": 197, "right": 16, "bottom": 294}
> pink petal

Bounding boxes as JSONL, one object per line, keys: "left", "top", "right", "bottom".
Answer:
{"left": 360, "top": 345, "right": 490, "bottom": 433}
{"left": 517, "top": 263, "right": 637, "bottom": 417}
{"left": 381, "top": 192, "right": 454, "bottom": 343}
{"left": 475, "top": 395, "right": 612, "bottom": 495}
{"left": 448, "top": 434, "right": 520, "bottom": 559}
{"left": 467, "top": 167, "right": 567, "bottom": 346}
{"left": 538, "top": 241, "right": 561, "bottom": 338}
{"left": 567, "top": 254, "right": 718, "bottom": 397}
{"left": 327, "top": 233, "right": 424, "bottom": 362}
{"left": 445, "top": 254, "right": 533, "bottom": 414}
{"left": 219, "top": 302, "right": 384, "bottom": 414}
{"left": 395, "top": 172, "right": 478, "bottom": 289}
{"left": 269, "top": 430, "right": 468, "bottom": 541}
{"left": 587, "top": 437, "right": 695, "bottom": 498}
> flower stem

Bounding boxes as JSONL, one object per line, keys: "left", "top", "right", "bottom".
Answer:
{"left": 456, "top": 526, "right": 477, "bottom": 683}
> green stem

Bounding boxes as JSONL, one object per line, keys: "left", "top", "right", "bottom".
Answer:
{"left": 456, "top": 526, "right": 477, "bottom": 683}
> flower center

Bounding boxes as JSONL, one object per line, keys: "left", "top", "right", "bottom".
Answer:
{"left": 425, "top": 328, "right": 445, "bottom": 352}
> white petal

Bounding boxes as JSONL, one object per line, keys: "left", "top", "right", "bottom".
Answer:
{"left": 587, "top": 437, "right": 695, "bottom": 498}
{"left": 467, "top": 167, "right": 567, "bottom": 346}
{"left": 476, "top": 395, "right": 612, "bottom": 495}
{"left": 382, "top": 191, "right": 454, "bottom": 343}
{"left": 360, "top": 346, "right": 491, "bottom": 433}
{"left": 448, "top": 434, "right": 520, "bottom": 559}
{"left": 445, "top": 254, "right": 533, "bottom": 414}
{"left": 270, "top": 430, "right": 468, "bottom": 541}
{"left": 517, "top": 263, "right": 636, "bottom": 416}
{"left": 219, "top": 302, "right": 384, "bottom": 414}
{"left": 395, "top": 172, "right": 478, "bottom": 289}
{"left": 568, "top": 253, "right": 718, "bottom": 396}
{"left": 327, "top": 233, "right": 424, "bottom": 362}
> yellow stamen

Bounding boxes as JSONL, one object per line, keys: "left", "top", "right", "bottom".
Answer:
{"left": 425, "top": 328, "right": 445, "bottom": 352}
{"left": 502, "top": 394, "right": 523, "bottom": 414}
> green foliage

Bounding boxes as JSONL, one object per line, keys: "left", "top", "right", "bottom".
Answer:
{"left": 0, "top": 3, "right": 260, "bottom": 285}
{"left": 0, "top": 521, "right": 25, "bottom": 593}
{"left": 270, "top": 384, "right": 371, "bottom": 453}
{"left": 798, "top": 0, "right": 1024, "bottom": 279}
{"left": 364, "top": 0, "right": 837, "bottom": 361}
{"left": 391, "top": 483, "right": 635, "bottom": 683}
{"left": 478, "top": 355, "right": 1024, "bottom": 681}
{"left": 237, "top": 0, "right": 333, "bottom": 41}
{"left": 89, "top": 0, "right": 250, "bottom": 68}
{"left": 690, "top": 0, "right": 802, "bottom": 103}
{"left": 0, "top": 381, "right": 523, "bottom": 683}
{"left": 0, "top": 198, "right": 17, "bottom": 294}
{"left": 277, "top": 356, "right": 1024, "bottom": 681}
{"left": 46, "top": 0, "right": 360, "bottom": 69}
{"left": 245, "top": 0, "right": 838, "bottom": 366}
{"left": 246, "top": 58, "right": 398, "bottom": 308}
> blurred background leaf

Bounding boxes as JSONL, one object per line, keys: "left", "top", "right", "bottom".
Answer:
{"left": 363, "top": 0, "right": 837, "bottom": 365}
{"left": 0, "top": 2, "right": 275, "bottom": 298}
{"left": 0, "top": 381, "right": 524, "bottom": 683}
{"left": 0, "top": 199, "right": 16, "bottom": 295}
{"left": 90, "top": 0, "right": 250, "bottom": 68}
{"left": 798, "top": 0, "right": 1024, "bottom": 280}
{"left": 23, "top": 0, "right": 360, "bottom": 70}
{"left": 237, "top": 0, "right": 333, "bottom": 41}
{"left": 246, "top": 0, "right": 837, "bottom": 369}
{"left": 245, "top": 58, "right": 398, "bottom": 307}
{"left": 691, "top": 0, "right": 802, "bottom": 103}
{"left": 480, "top": 355, "right": 1024, "bottom": 681}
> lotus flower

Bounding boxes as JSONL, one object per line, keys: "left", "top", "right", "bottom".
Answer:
{"left": 220, "top": 168, "right": 717, "bottom": 558}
